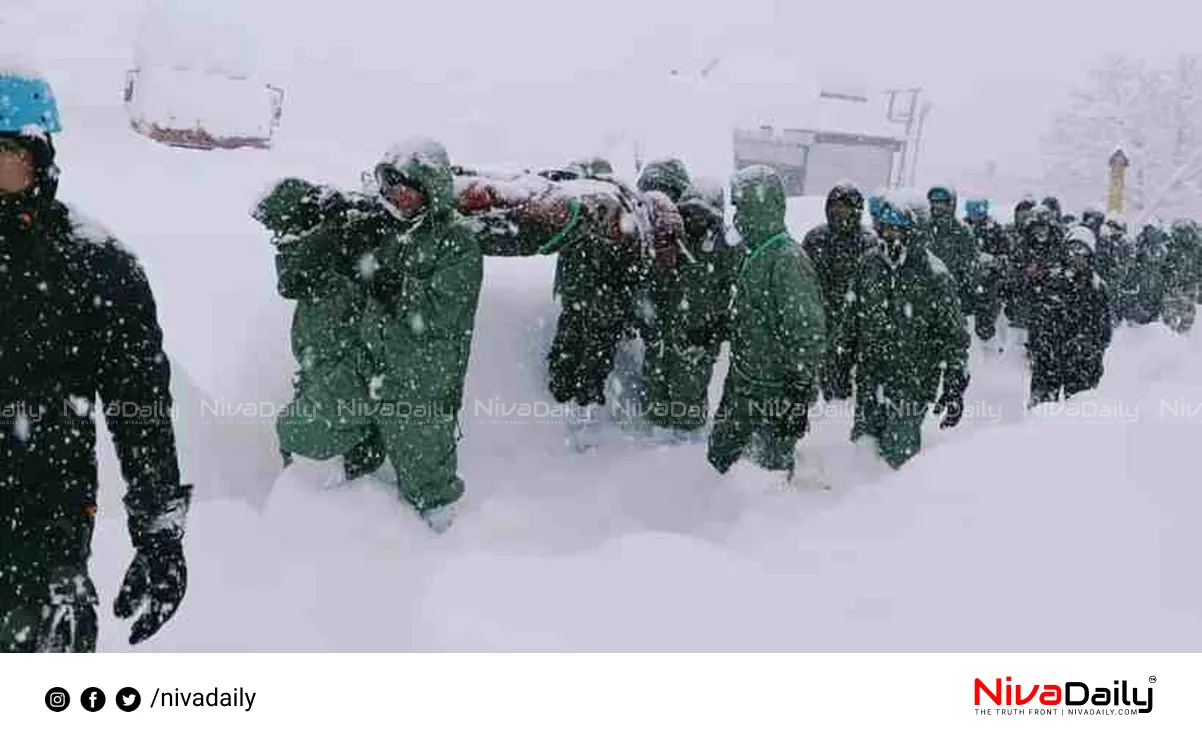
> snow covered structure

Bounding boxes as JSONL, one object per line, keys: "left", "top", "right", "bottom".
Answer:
{"left": 123, "top": 7, "right": 284, "bottom": 150}
{"left": 732, "top": 92, "right": 910, "bottom": 198}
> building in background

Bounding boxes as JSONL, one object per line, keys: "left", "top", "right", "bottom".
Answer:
{"left": 733, "top": 126, "right": 904, "bottom": 197}
{"left": 732, "top": 88, "right": 921, "bottom": 198}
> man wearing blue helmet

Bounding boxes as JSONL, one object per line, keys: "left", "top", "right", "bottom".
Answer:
{"left": 828, "top": 199, "right": 970, "bottom": 468}
{"left": 963, "top": 198, "right": 1010, "bottom": 344}
{"left": 1, "top": 70, "right": 190, "bottom": 651}
{"left": 925, "top": 186, "right": 988, "bottom": 341}
{"left": 866, "top": 195, "right": 886, "bottom": 233}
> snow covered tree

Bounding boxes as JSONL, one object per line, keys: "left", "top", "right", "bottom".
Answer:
{"left": 1043, "top": 55, "right": 1202, "bottom": 223}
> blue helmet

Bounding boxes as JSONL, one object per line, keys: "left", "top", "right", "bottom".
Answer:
{"left": 0, "top": 71, "right": 62, "bottom": 135}
{"left": 965, "top": 199, "right": 989, "bottom": 220}
{"left": 867, "top": 194, "right": 886, "bottom": 219}
{"left": 877, "top": 200, "right": 913, "bottom": 230}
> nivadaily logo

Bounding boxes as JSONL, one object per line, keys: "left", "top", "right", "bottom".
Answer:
{"left": 975, "top": 677, "right": 1154, "bottom": 714}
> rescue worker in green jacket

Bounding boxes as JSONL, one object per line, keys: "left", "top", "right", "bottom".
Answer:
{"left": 255, "top": 138, "right": 483, "bottom": 532}
{"left": 648, "top": 179, "right": 741, "bottom": 436}
{"left": 1162, "top": 219, "right": 1202, "bottom": 332}
{"left": 634, "top": 158, "right": 696, "bottom": 433}
{"left": 925, "top": 185, "right": 987, "bottom": 340}
{"left": 828, "top": 200, "right": 970, "bottom": 469}
{"left": 802, "top": 183, "right": 879, "bottom": 398}
{"left": 963, "top": 198, "right": 1009, "bottom": 342}
{"left": 543, "top": 163, "right": 645, "bottom": 410}
{"left": 1122, "top": 224, "right": 1169, "bottom": 326}
{"left": 707, "top": 165, "right": 827, "bottom": 477}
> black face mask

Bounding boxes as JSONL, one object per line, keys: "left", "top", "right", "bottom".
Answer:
{"left": 829, "top": 203, "right": 860, "bottom": 232}
{"left": 680, "top": 208, "right": 712, "bottom": 242}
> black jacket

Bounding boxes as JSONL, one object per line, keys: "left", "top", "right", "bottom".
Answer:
{"left": 1028, "top": 249, "right": 1112, "bottom": 362}
{"left": 1, "top": 200, "right": 185, "bottom": 600}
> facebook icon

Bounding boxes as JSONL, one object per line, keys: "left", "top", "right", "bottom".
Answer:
{"left": 81, "top": 687, "right": 106, "bottom": 712}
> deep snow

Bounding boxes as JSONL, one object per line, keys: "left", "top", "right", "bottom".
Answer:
{"left": 5, "top": 4, "right": 1201, "bottom": 651}
{"left": 51, "top": 102, "right": 1202, "bottom": 650}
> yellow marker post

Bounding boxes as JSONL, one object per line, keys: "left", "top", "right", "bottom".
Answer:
{"left": 1108, "top": 148, "right": 1129, "bottom": 214}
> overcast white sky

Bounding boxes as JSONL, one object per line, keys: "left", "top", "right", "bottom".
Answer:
{"left": 7, "top": 0, "right": 1202, "bottom": 183}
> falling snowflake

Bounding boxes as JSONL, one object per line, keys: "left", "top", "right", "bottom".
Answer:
{"left": 369, "top": 375, "right": 386, "bottom": 400}
{"left": 357, "top": 252, "right": 378, "bottom": 280}
{"left": 67, "top": 395, "right": 92, "bottom": 417}
{"left": 12, "top": 413, "right": 30, "bottom": 443}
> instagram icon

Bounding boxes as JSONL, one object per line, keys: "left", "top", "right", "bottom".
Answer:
{"left": 45, "top": 687, "right": 70, "bottom": 712}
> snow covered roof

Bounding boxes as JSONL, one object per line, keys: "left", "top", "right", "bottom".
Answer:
{"left": 710, "top": 50, "right": 911, "bottom": 142}
{"left": 740, "top": 96, "right": 908, "bottom": 144}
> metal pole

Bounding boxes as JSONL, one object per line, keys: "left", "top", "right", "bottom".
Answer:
{"left": 909, "top": 102, "right": 933, "bottom": 187}
{"left": 885, "top": 87, "right": 922, "bottom": 188}
{"left": 894, "top": 93, "right": 916, "bottom": 189}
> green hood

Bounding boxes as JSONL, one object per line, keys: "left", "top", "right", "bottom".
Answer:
{"left": 731, "top": 165, "right": 787, "bottom": 245}
{"left": 637, "top": 158, "right": 691, "bottom": 202}
{"left": 377, "top": 137, "right": 455, "bottom": 218}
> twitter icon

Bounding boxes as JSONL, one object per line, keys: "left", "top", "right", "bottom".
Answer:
{"left": 116, "top": 687, "right": 141, "bottom": 712}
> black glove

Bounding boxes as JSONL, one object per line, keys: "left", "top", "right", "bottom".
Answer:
{"left": 254, "top": 178, "right": 352, "bottom": 239}
{"left": 115, "top": 485, "right": 191, "bottom": 645}
{"left": 932, "top": 371, "right": 969, "bottom": 429}
{"left": 30, "top": 569, "right": 100, "bottom": 652}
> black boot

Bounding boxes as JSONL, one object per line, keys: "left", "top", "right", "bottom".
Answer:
{"left": 343, "top": 427, "right": 386, "bottom": 481}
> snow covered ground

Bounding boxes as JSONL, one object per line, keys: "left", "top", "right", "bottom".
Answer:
{"left": 7, "top": 1, "right": 1201, "bottom": 652}
{"left": 45, "top": 99, "right": 1200, "bottom": 651}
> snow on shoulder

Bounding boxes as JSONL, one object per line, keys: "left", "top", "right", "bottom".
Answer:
{"left": 63, "top": 202, "right": 130, "bottom": 253}
{"left": 924, "top": 249, "right": 951, "bottom": 277}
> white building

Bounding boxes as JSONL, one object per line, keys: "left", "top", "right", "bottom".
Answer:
{"left": 731, "top": 87, "right": 919, "bottom": 198}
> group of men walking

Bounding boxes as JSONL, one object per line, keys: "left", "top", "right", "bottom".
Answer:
{"left": 4, "top": 65, "right": 1199, "bottom": 652}
{"left": 258, "top": 143, "right": 1199, "bottom": 519}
